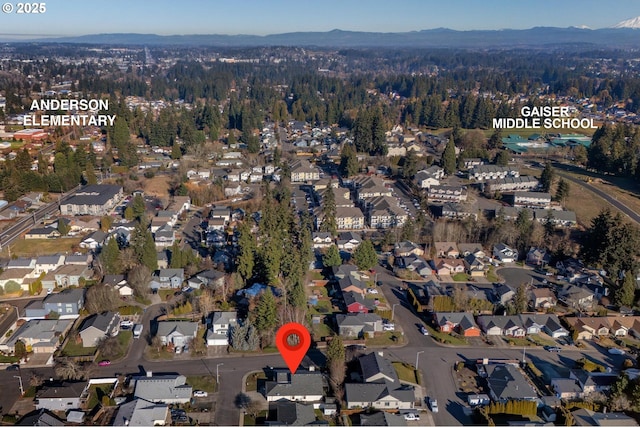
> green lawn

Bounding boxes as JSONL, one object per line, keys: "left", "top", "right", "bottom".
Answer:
{"left": 187, "top": 375, "right": 216, "bottom": 392}
{"left": 392, "top": 361, "right": 420, "bottom": 385}
{"left": 118, "top": 305, "right": 143, "bottom": 315}
{"left": 309, "top": 299, "right": 333, "bottom": 315}
{"left": 86, "top": 384, "right": 114, "bottom": 410}
{"left": 159, "top": 289, "right": 175, "bottom": 301}
{"left": 61, "top": 339, "right": 96, "bottom": 357}
{"left": 452, "top": 273, "right": 471, "bottom": 282}
{"left": 245, "top": 372, "right": 267, "bottom": 392}
{"left": 528, "top": 334, "right": 557, "bottom": 347}
{"left": 0, "top": 354, "right": 20, "bottom": 363}
{"left": 365, "top": 331, "right": 405, "bottom": 346}
{"left": 427, "top": 326, "right": 468, "bottom": 346}
{"left": 112, "top": 331, "right": 132, "bottom": 360}
{"left": 504, "top": 337, "right": 535, "bottom": 347}
{"left": 311, "top": 323, "right": 333, "bottom": 340}
{"left": 486, "top": 267, "right": 499, "bottom": 283}
{"left": 0, "top": 237, "right": 83, "bottom": 257}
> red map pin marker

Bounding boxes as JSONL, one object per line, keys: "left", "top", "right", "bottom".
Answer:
{"left": 276, "top": 322, "right": 311, "bottom": 374}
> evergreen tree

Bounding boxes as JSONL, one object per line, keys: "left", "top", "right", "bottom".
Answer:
{"left": 555, "top": 178, "right": 570, "bottom": 203}
{"left": 319, "top": 187, "right": 337, "bottom": 235}
{"left": 254, "top": 290, "right": 278, "bottom": 333}
{"left": 339, "top": 143, "right": 359, "bottom": 178}
{"left": 353, "top": 240, "right": 378, "bottom": 271}
{"left": 402, "top": 148, "right": 418, "bottom": 179}
{"left": 57, "top": 219, "right": 70, "bottom": 236}
{"left": 237, "top": 222, "right": 256, "bottom": 282}
{"left": 442, "top": 135, "right": 457, "bottom": 175}
{"left": 540, "top": 162, "right": 555, "bottom": 192}
{"left": 488, "top": 128, "right": 503, "bottom": 150}
{"left": 614, "top": 271, "right": 636, "bottom": 308}
{"left": 513, "top": 284, "right": 528, "bottom": 314}
{"left": 131, "top": 194, "right": 146, "bottom": 221}
{"left": 100, "top": 237, "right": 120, "bottom": 275}
{"left": 495, "top": 150, "right": 510, "bottom": 166}
{"left": 170, "top": 241, "right": 184, "bottom": 268}
{"left": 323, "top": 245, "right": 342, "bottom": 268}
{"left": 171, "top": 143, "right": 182, "bottom": 160}
{"left": 326, "top": 335, "right": 346, "bottom": 397}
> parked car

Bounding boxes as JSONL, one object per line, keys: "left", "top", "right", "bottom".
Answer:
{"left": 383, "top": 323, "right": 395, "bottom": 331}
{"left": 544, "top": 346, "right": 562, "bottom": 352}
{"left": 608, "top": 348, "right": 625, "bottom": 355}
{"left": 404, "top": 412, "right": 420, "bottom": 421}
{"left": 6, "top": 364, "right": 19, "bottom": 371}
{"left": 120, "top": 320, "right": 134, "bottom": 329}
{"left": 98, "top": 360, "right": 111, "bottom": 366}
{"left": 428, "top": 397, "right": 439, "bottom": 413}
{"left": 420, "top": 326, "right": 429, "bottom": 336}
{"left": 193, "top": 390, "right": 208, "bottom": 398}
{"left": 367, "top": 288, "right": 379, "bottom": 294}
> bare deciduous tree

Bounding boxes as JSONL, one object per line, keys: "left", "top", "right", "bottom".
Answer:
{"left": 85, "top": 285, "right": 120, "bottom": 314}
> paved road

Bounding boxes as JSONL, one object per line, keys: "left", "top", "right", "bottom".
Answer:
{"left": 553, "top": 163, "right": 640, "bottom": 226}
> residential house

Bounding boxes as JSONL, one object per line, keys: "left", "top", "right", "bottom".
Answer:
{"left": 344, "top": 382, "right": 415, "bottom": 410}
{"left": 571, "top": 408, "right": 639, "bottom": 426}
{"left": 530, "top": 288, "right": 557, "bottom": 310}
{"left": 16, "top": 409, "right": 64, "bottom": 426}
{"left": 564, "top": 316, "right": 634, "bottom": 340}
{"left": 24, "top": 288, "right": 85, "bottom": 318}
{"left": 559, "top": 285, "right": 595, "bottom": 311}
{"left": 527, "top": 247, "right": 551, "bottom": 267}
{"left": 268, "top": 401, "right": 317, "bottom": 426}
{"left": 434, "top": 242, "right": 460, "bottom": 258}
{"left": 264, "top": 369, "right": 325, "bottom": 403}
{"left": 78, "top": 311, "right": 120, "bottom": 347}
{"left": 534, "top": 209, "right": 577, "bottom": 227}
{"left": 354, "top": 176, "right": 393, "bottom": 200}
{"left": 570, "top": 370, "right": 619, "bottom": 395}
{"left": 512, "top": 192, "right": 552, "bottom": 209}
{"left": 0, "top": 268, "right": 33, "bottom": 291}
{"left": 1, "top": 319, "right": 73, "bottom": 353}
{"left": 79, "top": 230, "right": 108, "bottom": 250}
{"left": 485, "top": 364, "right": 537, "bottom": 402}
{"left": 113, "top": 397, "right": 169, "bottom": 427}
{"left": 394, "top": 241, "right": 424, "bottom": 257}
{"left": 551, "top": 378, "right": 584, "bottom": 399}
{"left": 186, "top": 270, "right": 225, "bottom": 290}
{"left": 133, "top": 373, "right": 192, "bottom": 404}
{"left": 290, "top": 159, "right": 320, "bottom": 182}
{"left": 367, "top": 196, "right": 407, "bottom": 229}
{"left": 336, "top": 313, "right": 383, "bottom": 338}
{"left": 53, "top": 264, "right": 91, "bottom": 288}
{"left": 344, "top": 351, "right": 415, "bottom": 410}
{"left": 434, "top": 312, "right": 481, "bottom": 336}
{"left": 336, "top": 232, "right": 362, "bottom": 251}
{"left": 156, "top": 321, "right": 198, "bottom": 348}
{"left": 205, "top": 311, "right": 237, "bottom": 346}
{"left": 493, "top": 243, "right": 517, "bottom": 263}
{"left": 151, "top": 269, "right": 185, "bottom": 289}
{"left": 396, "top": 254, "right": 432, "bottom": 277}
{"left": 457, "top": 243, "right": 485, "bottom": 258}
{"left": 428, "top": 185, "right": 468, "bottom": 203}
{"left": 25, "top": 227, "right": 60, "bottom": 240}
{"left": 35, "top": 381, "right": 88, "bottom": 411}
{"left": 477, "top": 314, "right": 568, "bottom": 338}
{"left": 334, "top": 206, "right": 365, "bottom": 230}
{"left": 464, "top": 254, "right": 487, "bottom": 277}
{"left": 469, "top": 165, "right": 520, "bottom": 181}
{"left": 433, "top": 258, "right": 466, "bottom": 276}
{"left": 338, "top": 275, "right": 367, "bottom": 297}
{"left": 343, "top": 291, "right": 375, "bottom": 314}
{"left": 312, "top": 232, "right": 333, "bottom": 249}
{"left": 103, "top": 274, "right": 133, "bottom": 297}
{"left": 359, "top": 412, "right": 407, "bottom": 426}
{"left": 60, "top": 184, "right": 123, "bottom": 216}
{"left": 154, "top": 224, "right": 175, "bottom": 249}
{"left": 486, "top": 176, "right": 539, "bottom": 193}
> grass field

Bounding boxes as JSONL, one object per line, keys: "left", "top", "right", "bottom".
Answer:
{"left": 366, "top": 331, "right": 405, "bottom": 346}
{"left": 392, "top": 361, "right": 420, "bottom": 385}
{"left": 61, "top": 339, "right": 96, "bottom": 357}
{"left": 143, "top": 174, "right": 170, "bottom": 199}
{"left": 0, "top": 237, "right": 83, "bottom": 257}
{"left": 187, "top": 375, "right": 217, "bottom": 392}
{"left": 426, "top": 325, "right": 468, "bottom": 346}
{"left": 561, "top": 178, "right": 615, "bottom": 226}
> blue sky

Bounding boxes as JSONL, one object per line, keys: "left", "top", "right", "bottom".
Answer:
{"left": 2, "top": 0, "right": 640, "bottom": 37}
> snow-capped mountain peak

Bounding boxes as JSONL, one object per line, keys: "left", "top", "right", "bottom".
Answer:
{"left": 612, "top": 16, "right": 640, "bottom": 29}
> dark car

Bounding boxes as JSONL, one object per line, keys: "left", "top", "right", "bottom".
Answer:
{"left": 5, "top": 364, "right": 19, "bottom": 371}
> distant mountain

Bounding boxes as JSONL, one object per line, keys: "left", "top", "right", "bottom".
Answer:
{"left": 612, "top": 16, "right": 640, "bottom": 29}
{"left": 5, "top": 26, "right": 640, "bottom": 48}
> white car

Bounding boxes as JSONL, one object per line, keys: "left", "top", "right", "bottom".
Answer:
{"left": 428, "top": 397, "right": 439, "bottom": 413}
{"left": 404, "top": 413, "right": 420, "bottom": 421}
{"left": 193, "top": 390, "right": 208, "bottom": 398}
{"left": 383, "top": 324, "right": 395, "bottom": 331}
{"left": 367, "top": 288, "right": 379, "bottom": 294}
{"left": 420, "top": 326, "right": 429, "bottom": 336}
{"left": 120, "top": 320, "right": 134, "bottom": 329}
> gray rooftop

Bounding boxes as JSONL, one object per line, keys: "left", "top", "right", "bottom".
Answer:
{"left": 134, "top": 374, "right": 192, "bottom": 402}
{"left": 113, "top": 398, "right": 169, "bottom": 427}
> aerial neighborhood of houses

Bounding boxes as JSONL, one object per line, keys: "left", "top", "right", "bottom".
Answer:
{"left": 2, "top": 34, "right": 640, "bottom": 427}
